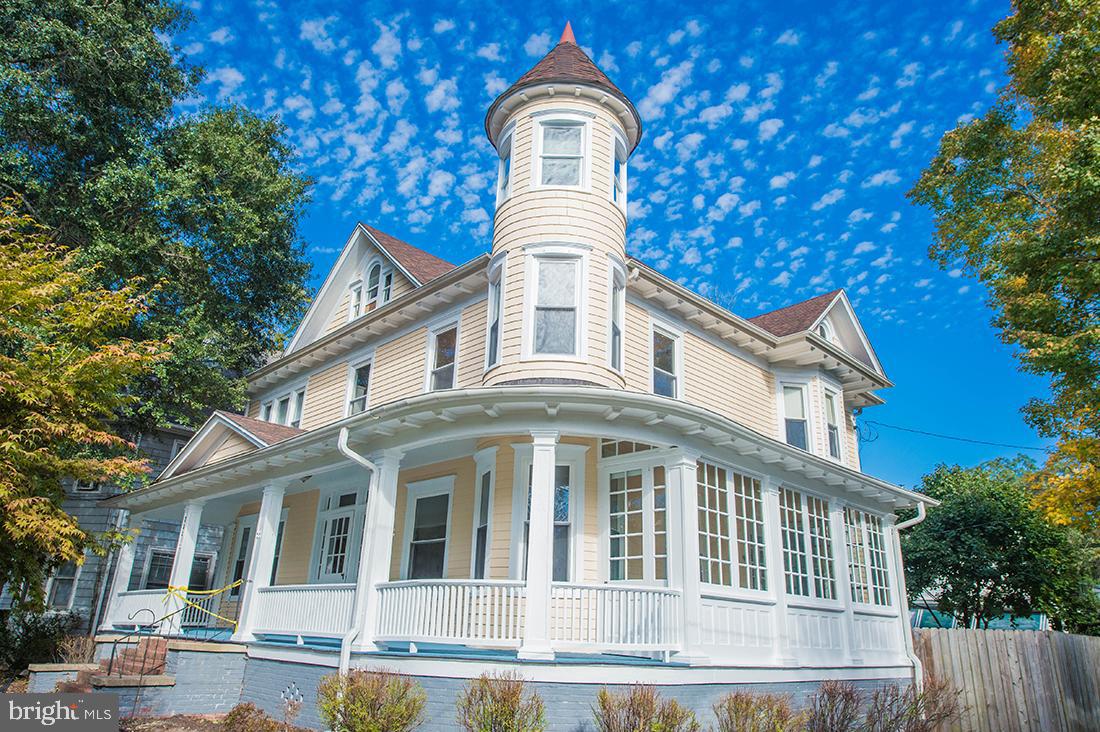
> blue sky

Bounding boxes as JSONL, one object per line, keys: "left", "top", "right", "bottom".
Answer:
{"left": 168, "top": 0, "right": 1052, "bottom": 487}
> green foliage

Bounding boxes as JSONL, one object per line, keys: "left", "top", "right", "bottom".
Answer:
{"left": 902, "top": 461, "right": 1100, "bottom": 632}
{"left": 713, "top": 691, "right": 804, "bottom": 732}
{"left": 0, "top": 0, "right": 311, "bottom": 429}
{"left": 593, "top": 685, "right": 700, "bottom": 732}
{"left": 0, "top": 608, "right": 80, "bottom": 670}
{"left": 317, "top": 668, "right": 426, "bottom": 732}
{"left": 0, "top": 204, "right": 166, "bottom": 608}
{"left": 456, "top": 671, "right": 545, "bottom": 732}
{"left": 907, "top": 0, "right": 1100, "bottom": 529}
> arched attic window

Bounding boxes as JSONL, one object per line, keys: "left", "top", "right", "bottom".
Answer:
{"left": 816, "top": 318, "right": 836, "bottom": 344}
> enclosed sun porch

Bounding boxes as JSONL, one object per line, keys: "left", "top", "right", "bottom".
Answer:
{"left": 101, "top": 387, "right": 920, "bottom": 669}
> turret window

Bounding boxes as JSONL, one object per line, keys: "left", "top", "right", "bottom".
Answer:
{"left": 496, "top": 130, "right": 513, "bottom": 205}
{"left": 533, "top": 258, "right": 579, "bottom": 355}
{"left": 486, "top": 257, "right": 504, "bottom": 368}
{"left": 612, "top": 135, "right": 628, "bottom": 211}
{"left": 539, "top": 122, "right": 584, "bottom": 187}
{"left": 609, "top": 264, "right": 626, "bottom": 372}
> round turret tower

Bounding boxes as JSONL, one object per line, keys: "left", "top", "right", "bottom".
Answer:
{"left": 481, "top": 23, "right": 643, "bottom": 389}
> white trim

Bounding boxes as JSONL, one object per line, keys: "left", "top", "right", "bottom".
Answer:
{"left": 424, "top": 318, "right": 460, "bottom": 393}
{"left": 649, "top": 316, "right": 684, "bottom": 399}
{"left": 495, "top": 124, "right": 515, "bottom": 207}
{"left": 509, "top": 443, "right": 588, "bottom": 582}
{"left": 309, "top": 485, "right": 369, "bottom": 583}
{"left": 523, "top": 247, "right": 589, "bottom": 361}
{"left": 228, "top": 514, "right": 258, "bottom": 597}
{"left": 608, "top": 257, "right": 626, "bottom": 374}
{"left": 530, "top": 112, "right": 593, "bottom": 192}
{"left": 343, "top": 355, "right": 375, "bottom": 418}
{"left": 776, "top": 378, "right": 813, "bottom": 454}
{"left": 471, "top": 447, "right": 498, "bottom": 579}
{"left": 158, "top": 413, "right": 269, "bottom": 481}
{"left": 611, "top": 128, "right": 628, "bottom": 214}
{"left": 400, "top": 476, "right": 456, "bottom": 580}
{"left": 45, "top": 554, "right": 84, "bottom": 611}
{"left": 822, "top": 386, "right": 845, "bottom": 464}
{"left": 808, "top": 291, "right": 885, "bottom": 375}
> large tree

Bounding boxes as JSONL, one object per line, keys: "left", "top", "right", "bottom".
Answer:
{"left": 903, "top": 460, "right": 1099, "bottom": 633}
{"left": 908, "top": 0, "right": 1100, "bottom": 530}
{"left": 0, "top": 0, "right": 311, "bottom": 428}
{"left": 0, "top": 204, "right": 167, "bottom": 608}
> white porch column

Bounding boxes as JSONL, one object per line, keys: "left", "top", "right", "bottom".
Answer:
{"left": 667, "top": 452, "right": 707, "bottom": 664}
{"left": 164, "top": 500, "right": 203, "bottom": 634}
{"left": 762, "top": 479, "right": 795, "bottom": 665}
{"left": 830, "top": 501, "right": 858, "bottom": 664}
{"left": 353, "top": 449, "right": 403, "bottom": 651}
{"left": 519, "top": 430, "right": 558, "bottom": 660}
{"left": 98, "top": 510, "right": 135, "bottom": 632}
{"left": 232, "top": 483, "right": 286, "bottom": 642}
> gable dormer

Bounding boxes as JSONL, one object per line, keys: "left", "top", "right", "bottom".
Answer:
{"left": 285, "top": 223, "right": 455, "bottom": 354}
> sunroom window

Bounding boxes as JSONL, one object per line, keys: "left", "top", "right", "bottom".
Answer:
{"left": 607, "top": 465, "right": 668, "bottom": 583}
{"left": 782, "top": 385, "right": 809, "bottom": 451}
{"left": 779, "top": 488, "right": 836, "bottom": 600}
{"left": 844, "top": 508, "right": 891, "bottom": 606}
{"left": 539, "top": 122, "right": 584, "bottom": 187}
{"left": 697, "top": 462, "right": 767, "bottom": 591}
{"left": 533, "top": 258, "right": 578, "bottom": 355}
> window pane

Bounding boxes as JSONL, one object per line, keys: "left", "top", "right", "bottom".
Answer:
{"left": 806, "top": 496, "right": 836, "bottom": 599}
{"left": 828, "top": 426, "right": 841, "bottom": 459}
{"left": 543, "top": 125, "right": 582, "bottom": 154}
{"left": 434, "top": 328, "right": 457, "bottom": 368}
{"left": 432, "top": 364, "right": 455, "bottom": 390}
{"left": 537, "top": 260, "right": 576, "bottom": 307}
{"left": 780, "top": 488, "right": 810, "bottom": 596}
{"left": 553, "top": 524, "right": 570, "bottom": 582}
{"left": 413, "top": 494, "right": 449, "bottom": 541}
{"left": 653, "top": 331, "right": 676, "bottom": 373}
{"left": 733, "top": 473, "right": 767, "bottom": 591}
{"left": 188, "top": 556, "right": 211, "bottom": 591}
{"left": 145, "top": 551, "right": 174, "bottom": 590}
{"left": 478, "top": 472, "right": 492, "bottom": 524}
{"left": 541, "top": 158, "right": 581, "bottom": 186}
{"left": 411, "top": 541, "right": 446, "bottom": 579}
{"left": 276, "top": 398, "right": 290, "bottom": 425}
{"left": 474, "top": 526, "right": 488, "bottom": 579}
{"left": 786, "top": 419, "right": 808, "bottom": 450}
{"left": 367, "top": 264, "right": 381, "bottom": 297}
{"left": 697, "top": 462, "right": 732, "bottom": 586}
{"left": 654, "top": 369, "right": 677, "bottom": 397}
{"left": 534, "top": 308, "right": 575, "bottom": 354}
{"left": 783, "top": 386, "right": 806, "bottom": 419}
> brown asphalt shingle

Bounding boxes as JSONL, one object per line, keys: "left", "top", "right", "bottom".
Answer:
{"left": 216, "top": 411, "right": 304, "bottom": 446}
{"left": 359, "top": 223, "right": 456, "bottom": 285}
{"left": 748, "top": 289, "right": 842, "bottom": 337}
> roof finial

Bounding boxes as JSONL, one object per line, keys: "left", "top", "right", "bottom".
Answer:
{"left": 559, "top": 21, "right": 576, "bottom": 45}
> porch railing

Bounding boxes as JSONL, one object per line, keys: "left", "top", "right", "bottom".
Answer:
{"left": 180, "top": 593, "right": 219, "bottom": 627}
{"left": 550, "top": 583, "right": 682, "bottom": 652}
{"left": 252, "top": 583, "right": 356, "bottom": 638}
{"left": 376, "top": 580, "right": 526, "bottom": 647}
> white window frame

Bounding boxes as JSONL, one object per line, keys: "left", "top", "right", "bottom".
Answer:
{"left": 611, "top": 129, "right": 628, "bottom": 213}
{"left": 522, "top": 244, "right": 589, "bottom": 361}
{"left": 649, "top": 317, "right": 684, "bottom": 399}
{"left": 228, "top": 514, "right": 257, "bottom": 597}
{"left": 141, "top": 547, "right": 176, "bottom": 591}
{"left": 815, "top": 317, "right": 836, "bottom": 343}
{"left": 347, "top": 279, "right": 364, "bottom": 321}
{"left": 471, "top": 447, "right": 498, "bottom": 579}
{"left": 608, "top": 257, "right": 626, "bottom": 373}
{"left": 694, "top": 458, "right": 771, "bottom": 601}
{"left": 777, "top": 379, "right": 813, "bottom": 453}
{"left": 823, "top": 387, "right": 844, "bottom": 463}
{"left": 509, "top": 443, "right": 587, "bottom": 582}
{"left": 778, "top": 484, "right": 840, "bottom": 607}
{"left": 258, "top": 381, "right": 307, "bottom": 427}
{"left": 424, "top": 319, "right": 460, "bottom": 392}
{"left": 400, "top": 476, "right": 456, "bottom": 580}
{"left": 496, "top": 125, "right": 515, "bottom": 206}
{"left": 345, "top": 356, "right": 374, "bottom": 417}
{"left": 364, "top": 259, "right": 395, "bottom": 312}
{"left": 531, "top": 111, "right": 593, "bottom": 191}
{"left": 45, "top": 556, "right": 83, "bottom": 610}
{"left": 309, "top": 485, "right": 369, "bottom": 583}
{"left": 484, "top": 253, "right": 506, "bottom": 370}
{"left": 598, "top": 453, "right": 672, "bottom": 586}
{"left": 169, "top": 439, "right": 187, "bottom": 461}
{"left": 844, "top": 507, "right": 893, "bottom": 609}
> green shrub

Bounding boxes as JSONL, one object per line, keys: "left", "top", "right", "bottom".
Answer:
{"left": 456, "top": 671, "right": 545, "bottom": 731}
{"left": 0, "top": 609, "right": 79, "bottom": 670}
{"left": 805, "top": 680, "right": 862, "bottom": 732}
{"left": 863, "top": 676, "right": 964, "bottom": 732}
{"left": 317, "top": 668, "right": 426, "bottom": 732}
{"left": 593, "top": 684, "right": 700, "bottom": 732}
{"left": 223, "top": 702, "right": 281, "bottom": 732}
{"left": 713, "top": 691, "right": 804, "bottom": 732}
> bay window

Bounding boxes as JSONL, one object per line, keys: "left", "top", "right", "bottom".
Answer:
{"left": 428, "top": 325, "right": 458, "bottom": 390}
{"left": 782, "top": 384, "right": 809, "bottom": 450}
{"left": 844, "top": 508, "right": 891, "bottom": 606}
{"left": 539, "top": 121, "right": 584, "bottom": 187}
{"left": 824, "top": 390, "right": 842, "bottom": 460}
{"left": 533, "top": 257, "right": 579, "bottom": 356}
{"left": 779, "top": 488, "right": 837, "bottom": 600}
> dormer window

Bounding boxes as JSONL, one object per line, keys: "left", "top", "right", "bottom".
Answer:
{"left": 349, "top": 283, "right": 364, "bottom": 320}
{"left": 366, "top": 264, "right": 381, "bottom": 306}
{"left": 496, "top": 130, "right": 513, "bottom": 205}
{"left": 364, "top": 262, "right": 394, "bottom": 313}
{"left": 538, "top": 121, "right": 585, "bottom": 187}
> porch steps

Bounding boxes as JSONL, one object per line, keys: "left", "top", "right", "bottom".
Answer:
{"left": 56, "top": 637, "right": 172, "bottom": 693}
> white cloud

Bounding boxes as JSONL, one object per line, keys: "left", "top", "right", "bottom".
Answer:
{"left": 484, "top": 73, "right": 507, "bottom": 96}
{"left": 758, "top": 118, "right": 784, "bottom": 141}
{"left": 896, "top": 62, "right": 921, "bottom": 88}
{"left": 853, "top": 241, "right": 876, "bottom": 254}
{"left": 382, "top": 119, "right": 416, "bottom": 154}
{"left": 823, "top": 122, "right": 849, "bottom": 138}
{"left": 524, "top": 32, "right": 552, "bottom": 57}
{"left": 808, "top": 154, "right": 823, "bottom": 168}
{"left": 425, "top": 78, "right": 459, "bottom": 112}
{"left": 300, "top": 17, "right": 338, "bottom": 54}
{"left": 428, "top": 169, "right": 455, "bottom": 197}
{"left": 725, "top": 83, "right": 750, "bottom": 102}
{"left": 433, "top": 19, "right": 456, "bottom": 33}
{"left": 282, "top": 94, "right": 314, "bottom": 121}
{"left": 889, "top": 121, "right": 915, "bottom": 149}
{"left": 815, "top": 61, "right": 839, "bottom": 88}
{"left": 811, "top": 188, "right": 845, "bottom": 210}
{"left": 863, "top": 169, "right": 902, "bottom": 187}
{"left": 769, "top": 171, "right": 795, "bottom": 189}
{"left": 373, "top": 20, "right": 402, "bottom": 69}
{"left": 676, "top": 133, "right": 705, "bottom": 162}
{"left": 385, "top": 79, "right": 409, "bottom": 114}
{"left": 476, "top": 43, "right": 503, "bottom": 61}
{"left": 770, "top": 271, "right": 793, "bottom": 287}
{"left": 207, "top": 66, "right": 245, "bottom": 99}
{"left": 208, "top": 26, "right": 234, "bottom": 45}
{"left": 699, "top": 103, "right": 732, "bottom": 127}
{"left": 775, "top": 29, "right": 800, "bottom": 46}
{"left": 638, "top": 61, "right": 693, "bottom": 120}
{"left": 847, "top": 208, "right": 874, "bottom": 224}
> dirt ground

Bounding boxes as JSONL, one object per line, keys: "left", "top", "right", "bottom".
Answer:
{"left": 120, "top": 716, "right": 225, "bottom": 731}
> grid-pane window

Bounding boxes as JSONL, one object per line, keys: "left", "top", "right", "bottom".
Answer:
{"left": 806, "top": 496, "right": 837, "bottom": 600}
{"left": 349, "top": 364, "right": 370, "bottom": 415}
{"left": 779, "top": 488, "right": 810, "bottom": 596}
{"left": 47, "top": 561, "right": 79, "bottom": 608}
{"left": 653, "top": 466, "right": 668, "bottom": 581}
{"left": 783, "top": 385, "right": 809, "bottom": 450}
{"left": 825, "top": 391, "right": 842, "bottom": 459}
{"left": 409, "top": 494, "right": 449, "bottom": 579}
{"left": 844, "top": 508, "right": 873, "bottom": 604}
{"left": 599, "top": 440, "right": 654, "bottom": 458}
{"left": 350, "top": 285, "right": 364, "bottom": 319}
{"left": 366, "top": 264, "right": 381, "bottom": 306}
{"left": 733, "top": 473, "right": 767, "bottom": 591}
{"left": 430, "top": 327, "right": 457, "bottom": 390}
{"left": 540, "top": 123, "right": 583, "bottom": 186}
{"left": 865, "top": 514, "right": 892, "bottom": 606}
{"left": 652, "top": 330, "right": 678, "bottom": 397}
{"left": 534, "top": 259, "right": 577, "bottom": 355}
{"left": 697, "top": 462, "right": 732, "bottom": 586}
{"left": 321, "top": 515, "right": 352, "bottom": 579}
{"left": 474, "top": 471, "right": 491, "bottom": 579}
{"left": 145, "top": 549, "right": 175, "bottom": 590}
{"left": 609, "top": 470, "right": 644, "bottom": 581}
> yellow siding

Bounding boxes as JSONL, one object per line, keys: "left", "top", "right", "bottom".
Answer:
{"left": 246, "top": 400, "right": 261, "bottom": 419}
{"left": 371, "top": 327, "right": 427, "bottom": 405}
{"left": 683, "top": 332, "right": 776, "bottom": 436}
{"left": 301, "top": 361, "right": 349, "bottom": 431}
{"left": 275, "top": 490, "right": 321, "bottom": 584}
{"left": 456, "top": 300, "right": 487, "bottom": 389}
{"left": 481, "top": 438, "right": 517, "bottom": 581}
{"left": 206, "top": 433, "right": 257, "bottom": 465}
{"left": 389, "top": 457, "right": 477, "bottom": 581}
{"left": 323, "top": 291, "right": 351, "bottom": 336}
{"left": 623, "top": 300, "right": 651, "bottom": 392}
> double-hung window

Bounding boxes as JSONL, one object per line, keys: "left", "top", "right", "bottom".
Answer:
{"left": 697, "top": 462, "right": 767, "bottom": 591}
{"left": 782, "top": 384, "right": 809, "bottom": 451}
{"left": 404, "top": 480, "right": 452, "bottom": 580}
{"left": 262, "top": 387, "right": 306, "bottom": 426}
{"left": 289, "top": 389, "right": 305, "bottom": 428}
{"left": 779, "top": 488, "right": 837, "bottom": 600}
{"left": 521, "top": 464, "right": 573, "bottom": 582}
{"left": 46, "top": 560, "right": 80, "bottom": 609}
{"left": 533, "top": 258, "right": 579, "bottom": 356}
{"left": 348, "top": 362, "right": 371, "bottom": 415}
{"left": 144, "top": 549, "right": 175, "bottom": 590}
{"left": 473, "top": 470, "right": 492, "bottom": 579}
{"left": 275, "top": 396, "right": 290, "bottom": 426}
{"left": 496, "top": 130, "right": 513, "bottom": 205}
{"left": 824, "top": 390, "right": 842, "bottom": 460}
{"left": 486, "top": 261, "right": 504, "bottom": 368}
{"left": 844, "top": 508, "right": 891, "bottom": 606}
{"left": 652, "top": 327, "right": 680, "bottom": 397}
{"left": 609, "top": 265, "right": 625, "bottom": 372}
{"left": 349, "top": 283, "right": 364, "bottom": 320}
{"left": 429, "top": 326, "right": 458, "bottom": 390}
{"left": 612, "top": 135, "right": 628, "bottom": 210}
{"left": 539, "top": 122, "right": 584, "bottom": 187}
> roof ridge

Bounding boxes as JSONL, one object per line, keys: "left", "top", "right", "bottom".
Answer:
{"left": 748, "top": 289, "right": 844, "bottom": 337}
{"left": 357, "top": 222, "right": 456, "bottom": 284}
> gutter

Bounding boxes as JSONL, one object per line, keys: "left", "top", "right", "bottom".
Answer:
{"left": 892, "top": 501, "right": 929, "bottom": 692}
{"left": 336, "top": 427, "right": 378, "bottom": 675}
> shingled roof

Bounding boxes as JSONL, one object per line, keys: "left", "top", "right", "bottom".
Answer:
{"left": 485, "top": 23, "right": 642, "bottom": 149}
{"left": 359, "top": 223, "right": 456, "bottom": 284}
{"left": 748, "top": 289, "right": 842, "bottom": 337}
{"left": 216, "top": 410, "right": 304, "bottom": 446}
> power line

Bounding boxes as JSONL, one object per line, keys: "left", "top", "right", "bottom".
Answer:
{"left": 860, "top": 419, "right": 1052, "bottom": 453}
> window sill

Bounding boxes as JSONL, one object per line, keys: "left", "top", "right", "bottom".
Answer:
{"left": 699, "top": 587, "right": 776, "bottom": 606}
{"left": 851, "top": 603, "right": 899, "bottom": 618}
{"left": 785, "top": 596, "right": 845, "bottom": 613}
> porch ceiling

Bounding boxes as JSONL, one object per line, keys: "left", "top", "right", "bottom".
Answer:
{"left": 102, "top": 386, "right": 936, "bottom": 515}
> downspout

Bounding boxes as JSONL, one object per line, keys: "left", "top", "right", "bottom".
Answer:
{"left": 893, "top": 501, "right": 927, "bottom": 693}
{"left": 336, "top": 427, "right": 378, "bottom": 675}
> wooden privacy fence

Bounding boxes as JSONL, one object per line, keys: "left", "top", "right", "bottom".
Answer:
{"left": 913, "top": 628, "right": 1100, "bottom": 732}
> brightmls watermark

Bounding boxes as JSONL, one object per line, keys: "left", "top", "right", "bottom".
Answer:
{"left": 5, "top": 694, "right": 117, "bottom": 730}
